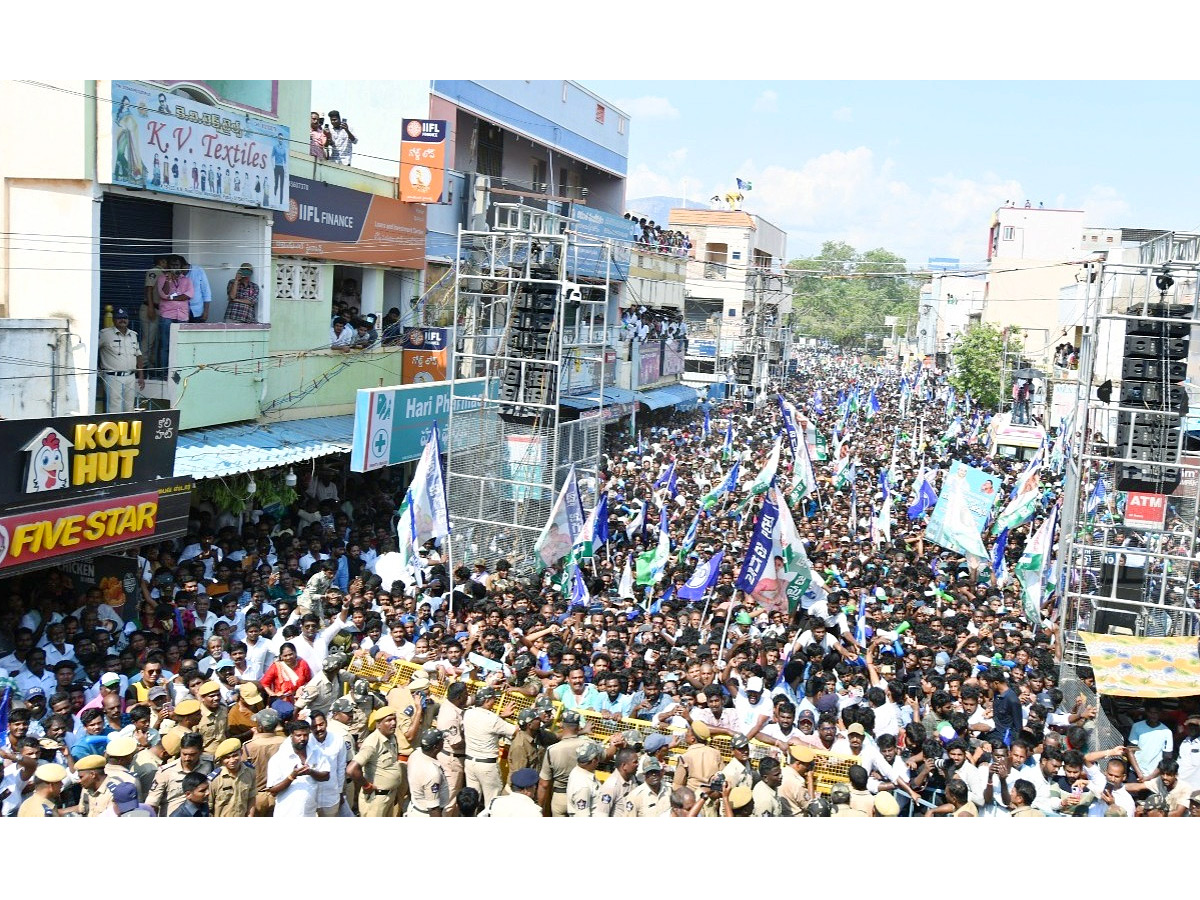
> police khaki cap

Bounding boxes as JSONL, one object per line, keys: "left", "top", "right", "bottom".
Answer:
{"left": 107, "top": 735, "right": 138, "bottom": 758}
{"left": 174, "top": 699, "right": 201, "bottom": 717}
{"left": 160, "top": 730, "right": 182, "bottom": 758}
{"left": 75, "top": 754, "right": 107, "bottom": 771}
{"left": 789, "top": 744, "right": 815, "bottom": 763}
{"left": 874, "top": 792, "right": 901, "bottom": 817}
{"left": 690, "top": 720, "right": 711, "bottom": 741}
{"left": 198, "top": 681, "right": 222, "bottom": 696}
{"left": 35, "top": 763, "right": 68, "bottom": 783}
{"left": 239, "top": 683, "right": 264, "bottom": 705}
{"left": 369, "top": 706, "right": 397, "bottom": 729}
{"left": 215, "top": 738, "right": 243, "bottom": 759}
{"left": 729, "top": 785, "right": 754, "bottom": 810}
{"left": 407, "top": 673, "right": 431, "bottom": 693}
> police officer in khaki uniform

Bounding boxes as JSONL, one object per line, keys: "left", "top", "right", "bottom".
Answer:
{"left": 209, "top": 738, "right": 256, "bottom": 817}
{"left": 18, "top": 763, "right": 66, "bottom": 817}
{"left": 197, "top": 681, "right": 229, "bottom": 755}
{"left": 104, "top": 735, "right": 143, "bottom": 798}
{"left": 618, "top": 758, "right": 672, "bottom": 817}
{"left": 595, "top": 747, "right": 639, "bottom": 817}
{"left": 406, "top": 729, "right": 450, "bottom": 817}
{"left": 97, "top": 307, "right": 145, "bottom": 413}
{"left": 507, "top": 653, "right": 544, "bottom": 697}
{"left": 780, "top": 743, "right": 815, "bottom": 816}
{"left": 721, "top": 733, "right": 755, "bottom": 792}
{"left": 508, "top": 709, "right": 544, "bottom": 774}
{"left": 566, "top": 741, "right": 603, "bottom": 817}
{"left": 384, "top": 674, "right": 430, "bottom": 812}
{"left": 538, "top": 709, "right": 589, "bottom": 817}
{"left": 462, "top": 686, "right": 516, "bottom": 807}
{"left": 435, "top": 681, "right": 468, "bottom": 800}
{"left": 74, "top": 755, "right": 110, "bottom": 817}
{"left": 349, "top": 706, "right": 403, "bottom": 817}
{"left": 672, "top": 721, "right": 723, "bottom": 793}
{"left": 146, "top": 731, "right": 208, "bottom": 817}
{"left": 753, "top": 756, "right": 784, "bottom": 817}
{"left": 244, "top": 709, "right": 285, "bottom": 816}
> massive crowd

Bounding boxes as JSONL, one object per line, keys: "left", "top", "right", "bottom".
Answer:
{"left": 3, "top": 351, "right": 1198, "bottom": 818}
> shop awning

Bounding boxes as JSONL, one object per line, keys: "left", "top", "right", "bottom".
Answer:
{"left": 637, "top": 383, "right": 702, "bottom": 411}
{"left": 1079, "top": 631, "right": 1200, "bottom": 698}
{"left": 174, "top": 415, "right": 356, "bottom": 480}
{"left": 559, "top": 387, "right": 639, "bottom": 411}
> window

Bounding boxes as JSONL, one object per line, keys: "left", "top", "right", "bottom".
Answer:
{"left": 617, "top": 116, "right": 626, "bottom": 135}
{"left": 728, "top": 308, "right": 737, "bottom": 318}
{"left": 1091, "top": 235, "right": 1098, "bottom": 242}
{"left": 1002, "top": 226, "right": 1014, "bottom": 240}
{"left": 731, "top": 251, "right": 742, "bottom": 261}
{"left": 274, "top": 260, "right": 321, "bottom": 302}
{"left": 1106, "top": 236, "right": 1114, "bottom": 243}
{"left": 595, "top": 104, "right": 605, "bottom": 125}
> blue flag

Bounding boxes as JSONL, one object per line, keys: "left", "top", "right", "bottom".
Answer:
{"left": 907, "top": 472, "right": 939, "bottom": 520}
{"left": 570, "top": 565, "right": 589, "bottom": 606}
{"left": 681, "top": 512, "right": 700, "bottom": 553}
{"left": 992, "top": 527, "right": 1010, "bottom": 580}
{"left": 1085, "top": 478, "right": 1107, "bottom": 518}
{"left": 736, "top": 495, "right": 780, "bottom": 593}
{"left": 813, "top": 390, "right": 824, "bottom": 416}
{"left": 679, "top": 550, "right": 725, "bottom": 601}
{"left": 722, "top": 420, "right": 734, "bottom": 459}
{"left": 594, "top": 493, "right": 610, "bottom": 546}
{"left": 0, "top": 685, "right": 9, "bottom": 742}
{"left": 703, "top": 406, "right": 711, "bottom": 439}
{"left": 854, "top": 592, "right": 869, "bottom": 645}
{"left": 654, "top": 461, "right": 679, "bottom": 498}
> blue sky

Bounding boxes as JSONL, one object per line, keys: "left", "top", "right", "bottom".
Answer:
{"left": 583, "top": 81, "right": 1200, "bottom": 269}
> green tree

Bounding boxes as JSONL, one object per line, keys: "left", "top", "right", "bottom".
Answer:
{"left": 949, "top": 323, "right": 1005, "bottom": 411}
{"left": 787, "top": 242, "right": 918, "bottom": 347}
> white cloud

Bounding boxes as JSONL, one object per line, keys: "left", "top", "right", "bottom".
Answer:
{"left": 667, "top": 147, "right": 689, "bottom": 166}
{"left": 613, "top": 96, "right": 679, "bottom": 120}
{"left": 1080, "top": 184, "right": 1130, "bottom": 226}
{"left": 753, "top": 90, "right": 778, "bottom": 114}
{"left": 832, "top": 106, "right": 853, "bottom": 123}
{"left": 731, "top": 148, "right": 1023, "bottom": 264}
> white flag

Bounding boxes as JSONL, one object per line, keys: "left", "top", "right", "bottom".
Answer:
{"left": 534, "top": 465, "right": 586, "bottom": 569}
{"left": 408, "top": 425, "right": 450, "bottom": 542}
{"left": 618, "top": 553, "right": 635, "bottom": 599}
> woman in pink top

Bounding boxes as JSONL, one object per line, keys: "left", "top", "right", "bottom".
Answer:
{"left": 155, "top": 265, "right": 193, "bottom": 372}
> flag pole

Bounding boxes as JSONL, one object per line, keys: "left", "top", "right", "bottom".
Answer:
{"left": 716, "top": 593, "right": 735, "bottom": 659}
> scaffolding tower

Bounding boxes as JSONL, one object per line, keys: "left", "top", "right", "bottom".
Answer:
{"left": 445, "top": 223, "right": 612, "bottom": 575}
{"left": 1057, "top": 250, "right": 1200, "bottom": 672}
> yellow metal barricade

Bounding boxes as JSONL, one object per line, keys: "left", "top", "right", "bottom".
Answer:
{"left": 346, "top": 656, "right": 856, "bottom": 789}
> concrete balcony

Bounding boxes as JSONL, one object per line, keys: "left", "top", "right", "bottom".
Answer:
{"left": 140, "top": 323, "right": 409, "bottom": 431}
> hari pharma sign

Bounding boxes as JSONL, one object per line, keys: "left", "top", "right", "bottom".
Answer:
{"left": 109, "top": 81, "right": 289, "bottom": 212}
{"left": 350, "top": 378, "right": 488, "bottom": 472}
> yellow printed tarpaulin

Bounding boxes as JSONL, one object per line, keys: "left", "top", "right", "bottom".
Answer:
{"left": 1079, "top": 632, "right": 1200, "bottom": 698}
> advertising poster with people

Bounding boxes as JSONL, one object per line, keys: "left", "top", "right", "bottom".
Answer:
{"left": 110, "top": 81, "right": 290, "bottom": 212}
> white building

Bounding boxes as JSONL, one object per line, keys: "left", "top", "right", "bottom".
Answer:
{"left": 667, "top": 208, "right": 789, "bottom": 393}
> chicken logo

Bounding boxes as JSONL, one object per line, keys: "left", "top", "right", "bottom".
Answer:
{"left": 23, "top": 427, "right": 73, "bottom": 493}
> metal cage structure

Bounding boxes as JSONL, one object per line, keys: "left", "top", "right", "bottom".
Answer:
{"left": 445, "top": 226, "right": 613, "bottom": 575}
{"left": 1057, "top": 253, "right": 1200, "bottom": 668}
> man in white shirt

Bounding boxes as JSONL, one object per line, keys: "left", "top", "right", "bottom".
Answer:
{"left": 311, "top": 711, "right": 349, "bottom": 817}
{"left": 267, "top": 719, "right": 331, "bottom": 817}
{"left": 377, "top": 620, "right": 417, "bottom": 661}
{"left": 1176, "top": 714, "right": 1200, "bottom": 786}
{"left": 1083, "top": 756, "right": 1136, "bottom": 817}
{"left": 291, "top": 607, "right": 352, "bottom": 673}
{"left": 15, "top": 649, "right": 57, "bottom": 698}
{"left": 188, "top": 595, "right": 220, "bottom": 640}
{"left": 729, "top": 676, "right": 773, "bottom": 741}
{"left": 1127, "top": 701, "right": 1173, "bottom": 781}
{"left": 242, "top": 617, "right": 276, "bottom": 681}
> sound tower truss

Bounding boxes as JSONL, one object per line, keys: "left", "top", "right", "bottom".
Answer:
{"left": 445, "top": 227, "right": 612, "bottom": 575}
{"left": 1058, "top": 247, "right": 1200, "bottom": 669}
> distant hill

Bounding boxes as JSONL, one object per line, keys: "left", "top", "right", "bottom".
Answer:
{"left": 627, "top": 196, "right": 709, "bottom": 228}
